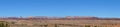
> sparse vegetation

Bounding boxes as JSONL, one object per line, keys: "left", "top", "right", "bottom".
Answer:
{"left": 0, "top": 21, "right": 9, "bottom": 27}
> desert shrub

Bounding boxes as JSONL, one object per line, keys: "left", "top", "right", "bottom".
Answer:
{"left": 55, "top": 24, "right": 58, "bottom": 27}
{"left": 85, "top": 25, "right": 91, "bottom": 27}
{"left": 94, "top": 26, "right": 103, "bottom": 27}
{"left": 11, "top": 22, "right": 15, "bottom": 24}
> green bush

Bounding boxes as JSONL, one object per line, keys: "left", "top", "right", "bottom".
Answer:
{"left": 0, "top": 21, "right": 9, "bottom": 27}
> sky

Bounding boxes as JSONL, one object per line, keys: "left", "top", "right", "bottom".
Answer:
{"left": 0, "top": 0, "right": 120, "bottom": 18}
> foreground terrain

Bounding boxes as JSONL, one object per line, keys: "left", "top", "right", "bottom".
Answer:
{"left": 0, "top": 16, "right": 120, "bottom": 27}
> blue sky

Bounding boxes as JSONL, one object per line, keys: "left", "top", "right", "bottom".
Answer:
{"left": 0, "top": 0, "right": 120, "bottom": 17}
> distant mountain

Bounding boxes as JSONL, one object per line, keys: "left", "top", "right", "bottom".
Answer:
{"left": 0, "top": 16, "right": 120, "bottom": 20}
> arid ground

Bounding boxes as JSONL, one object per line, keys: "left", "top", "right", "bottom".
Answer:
{"left": 0, "top": 16, "right": 120, "bottom": 27}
